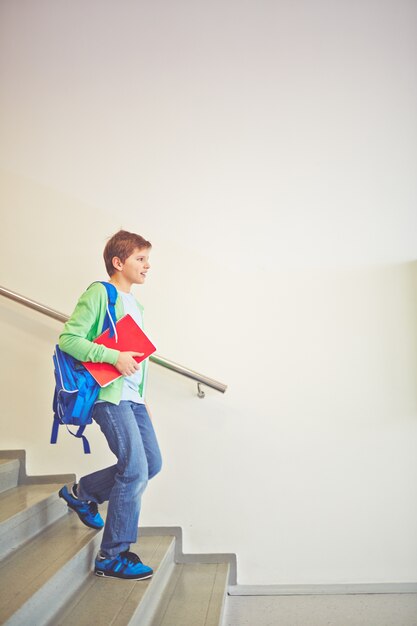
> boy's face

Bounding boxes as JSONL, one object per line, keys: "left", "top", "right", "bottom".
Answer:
{"left": 113, "top": 247, "right": 151, "bottom": 285}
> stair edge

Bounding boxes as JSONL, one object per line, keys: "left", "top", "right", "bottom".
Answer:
{"left": 0, "top": 450, "right": 75, "bottom": 485}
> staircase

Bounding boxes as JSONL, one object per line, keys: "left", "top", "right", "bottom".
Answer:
{"left": 0, "top": 451, "right": 233, "bottom": 625}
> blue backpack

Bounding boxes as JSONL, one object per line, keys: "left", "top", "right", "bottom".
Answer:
{"left": 51, "top": 281, "right": 118, "bottom": 454}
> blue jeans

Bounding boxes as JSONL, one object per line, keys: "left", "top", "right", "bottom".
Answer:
{"left": 77, "top": 401, "right": 162, "bottom": 557}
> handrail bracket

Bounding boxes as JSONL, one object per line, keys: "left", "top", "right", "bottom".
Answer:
{"left": 197, "top": 383, "right": 206, "bottom": 399}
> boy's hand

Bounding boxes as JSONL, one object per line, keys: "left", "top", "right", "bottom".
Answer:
{"left": 115, "top": 351, "right": 144, "bottom": 376}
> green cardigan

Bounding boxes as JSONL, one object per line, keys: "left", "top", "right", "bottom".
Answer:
{"left": 59, "top": 282, "right": 148, "bottom": 404}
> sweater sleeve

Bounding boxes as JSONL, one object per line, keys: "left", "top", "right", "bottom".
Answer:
{"left": 59, "top": 284, "right": 120, "bottom": 365}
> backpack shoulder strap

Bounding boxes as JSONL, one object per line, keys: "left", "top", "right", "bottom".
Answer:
{"left": 101, "top": 281, "right": 117, "bottom": 305}
{"left": 100, "top": 281, "right": 118, "bottom": 338}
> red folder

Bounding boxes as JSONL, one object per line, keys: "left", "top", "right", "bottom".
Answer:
{"left": 82, "top": 314, "right": 156, "bottom": 388}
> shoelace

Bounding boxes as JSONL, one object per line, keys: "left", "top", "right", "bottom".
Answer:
{"left": 119, "top": 551, "right": 142, "bottom": 565}
{"left": 88, "top": 501, "right": 99, "bottom": 515}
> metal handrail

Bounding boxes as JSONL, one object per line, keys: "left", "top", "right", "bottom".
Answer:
{"left": 0, "top": 285, "right": 227, "bottom": 396}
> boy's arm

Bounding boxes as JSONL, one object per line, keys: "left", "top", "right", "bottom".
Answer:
{"left": 59, "top": 286, "right": 120, "bottom": 365}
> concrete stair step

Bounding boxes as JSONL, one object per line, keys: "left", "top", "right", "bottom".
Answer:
{"left": 0, "top": 459, "right": 20, "bottom": 494}
{"left": 0, "top": 482, "right": 67, "bottom": 560}
{"left": 0, "top": 450, "right": 75, "bottom": 490}
{"left": 53, "top": 534, "right": 176, "bottom": 626}
{"left": 0, "top": 511, "right": 103, "bottom": 625}
{"left": 149, "top": 562, "right": 230, "bottom": 626}
{"left": 50, "top": 536, "right": 229, "bottom": 626}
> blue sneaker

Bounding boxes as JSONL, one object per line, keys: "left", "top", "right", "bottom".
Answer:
{"left": 59, "top": 485, "right": 104, "bottom": 530}
{"left": 94, "top": 551, "right": 153, "bottom": 580}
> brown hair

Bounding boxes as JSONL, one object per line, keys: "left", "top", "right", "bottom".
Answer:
{"left": 103, "top": 230, "right": 152, "bottom": 276}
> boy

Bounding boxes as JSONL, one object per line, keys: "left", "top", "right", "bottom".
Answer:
{"left": 58, "top": 230, "right": 162, "bottom": 580}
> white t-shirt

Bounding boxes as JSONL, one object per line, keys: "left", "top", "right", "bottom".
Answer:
{"left": 118, "top": 291, "right": 145, "bottom": 404}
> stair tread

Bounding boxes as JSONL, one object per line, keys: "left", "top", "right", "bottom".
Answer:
{"left": 0, "top": 482, "right": 63, "bottom": 524}
{"left": 0, "top": 510, "right": 100, "bottom": 622}
{"left": 54, "top": 535, "right": 175, "bottom": 626}
{"left": 150, "top": 562, "right": 229, "bottom": 626}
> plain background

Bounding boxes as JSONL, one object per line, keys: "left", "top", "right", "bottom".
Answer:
{"left": 0, "top": 0, "right": 416, "bottom": 586}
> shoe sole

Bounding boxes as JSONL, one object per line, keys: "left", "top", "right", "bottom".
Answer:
{"left": 94, "top": 570, "right": 153, "bottom": 580}
{"left": 59, "top": 489, "right": 104, "bottom": 531}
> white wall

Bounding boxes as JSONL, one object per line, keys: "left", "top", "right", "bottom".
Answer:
{"left": 0, "top": 0, "right": 416, "bottom": 585}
